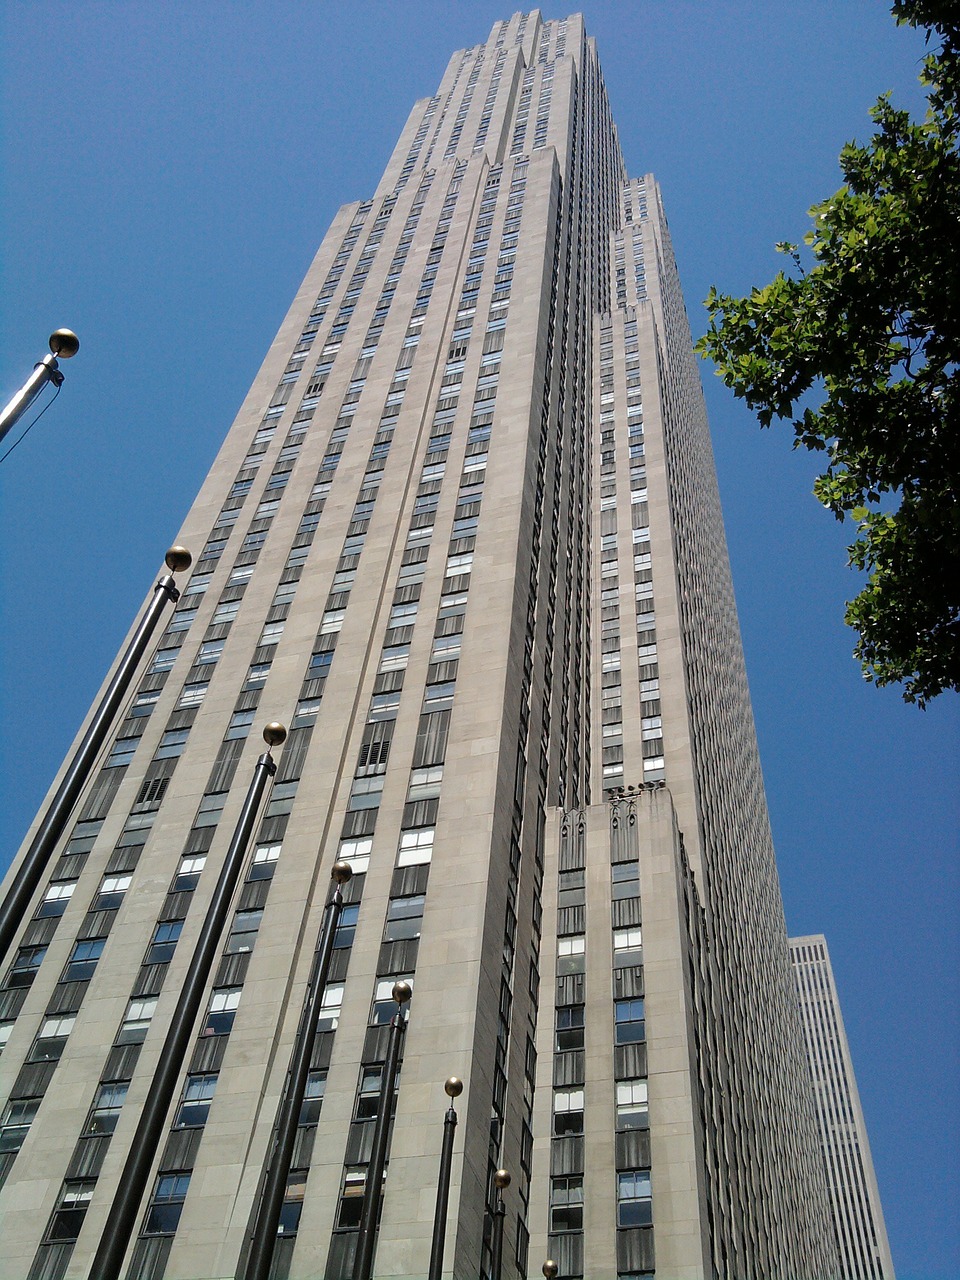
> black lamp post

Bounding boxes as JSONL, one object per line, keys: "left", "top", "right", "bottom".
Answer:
{"left": 427, "top": 1076, "right": 463, "bottom": 1280}
{"left": 352, "top": 980, "right": 412, "bottom": 1280}
{"left": 242, "top": 861, "right": 353, "bottom": 1280}
{"left": 88, "top": 723, "right": 286, "bottom": 1280}
{"left": 0, "top": 545, "right": 191, "bottom": 963}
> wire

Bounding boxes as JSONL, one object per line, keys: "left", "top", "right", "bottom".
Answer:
{"left": 0, "top": 381, "right": 62, "bottom": 465}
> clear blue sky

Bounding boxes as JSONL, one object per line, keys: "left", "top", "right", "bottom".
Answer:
{"left": 1, "top": 3, "right": 957, "bottom": 1275}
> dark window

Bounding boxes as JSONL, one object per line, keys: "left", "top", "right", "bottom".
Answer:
{"left": 176, "top": 1073, "right": 218, "bottom": 1128}
{"left": 146, "top": 920, "right": 183, "bottom": 965}
{"left": 64, "top": 937, "right": 105, "bottom": 982}
{"left": 614, "top": 998, "right": 645, "bottom": 1045}
{"left": 47, "top": 1180, "right": 95, "bottom": 1242}
{"left": 143, "top": 1171, "right": 191, "bottom": 1235}
{"left": 86, "top": 1081, "right": 128, "bottom": 1135}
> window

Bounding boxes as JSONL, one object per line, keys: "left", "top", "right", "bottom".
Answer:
{"left": 354, "top": 1065, "right": 383, "bottom": 1120}
{"left": 616, "top": 1080, "right": 649, "bottom": 1131}
{"left": 118, "top": 999, "right": 157, "bottom": 1045}
{"left": 226, "top": 909, "right": 263, "bottom": 954}
{"left": 407, "top": 765, "right": 442, "bottom": 802}
{"left": 299, "top": 1070, "right": 326, "bottom": 1125}
{"left": 336, "top": 1167, "right": 367, "bottom": 1228}
{"left": 379, "top": 644, "right": 409, "bottom": 672}
{"left": 558, "top": 868, "right": 585, "bottom": 909}
{"left": 212, "top": 602, "right": 240, "bottom": 627}
{"left": 397, "top": 827, "right": 434, "bottom": 867}
{"left": 348, "top": 775, "right": 384, "bottom": 811}
{"left": 612, "top": 862, "right": 640, "bottom": 900}
{"left": 617, "top": 1169, "right": 652, "bottom": 1226}
{"left": 7, "top": 944, "right": 46, "bottom": 987}
{"left": 156, "top": 727, "right": 190, "bottom": 758}
{"left": 144, "top": 1171, "right": 191, "bottom": 1235}
{"left": 37, "top": 881, "right": 75, "bottom": 918}
{"left": 555, "top": 1005, "right": 584, "bottom": 1052}
{"left": 384, "top": 893, "right": 425, "bottom": 942}
{"left": 94, "top": 874, "right": 132, "bottom": 911}
{"left": 196, "top": 640, "right": 224, "bottom": 665}
{"left": 31, "top": 1015, "right": 76, "bottom": 1060}
{"left": 550, "top": 1175, "right": 583, "bottom": 1232}
{"left": 174, "top": 854, "right": 206, "bottom": 892}
{"left": 339, "top": 836, "right": 372, "bottom": 875}
{"left": 317, "top": 983, "right": 344, "bottom": 1033}
{"left": 225, "top": 709, "right": 255, "bottom": 740}
{"left": 63, "top": 937, "right": 105, "bottom": 983}
{"left": 150, "top": 647, "right": 179, "bottom": 673}
{"left": 557, "top": 935, "right": 585, "bottom": 976}
{"left": 261, "top": 623, "right": 286, "bottom": 647}
{"left": 107, "top": 737, "right": 139, "bottom": 767}
{"left": 203, "top": 987, "right": 241, "bottom": 1037}
{"left": 177, "top": 682, "right": 209, "bottom": 709}
{"left": 278, "top": 1169, "right": 307, "bottom": 1235}
{"left": 86, "top": 1081, "right": 128, "bottom": 1135}
{"left": 195, "top": 793, "right": 227, "bottom": 828}
{"left": 371, "top": 975, "right": 412, "bottom": 1025}
{"left": 0, "top": 1098, "right": 39, "bottom": 1154}
{"left": 176, "top": 1073, "right": 218, "bottom": 1128}
{"left": 614, "top": 998, "right": 645, "bottom": 1044}
{"left": 334, "top": 902, "right": 360, "bottom": 949}
{"left": 613, "top": 927, "right": 642, "bottom": 963}
{"left": 553, "top": 1089, "right": 584, "bottom": 1137}
{"left": 250, "top": 842, "right": 282, "bottom": 880}
{"left": 47, "top": 1180, "right": 95, "bottom": 1242}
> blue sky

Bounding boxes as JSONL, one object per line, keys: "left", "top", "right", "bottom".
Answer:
{"left": 1, "top": 3, "right": 957, "bottom": 1275}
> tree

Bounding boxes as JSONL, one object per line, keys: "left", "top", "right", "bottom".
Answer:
{"left": 697, "top": 1, "right": 959, "bottom": 705}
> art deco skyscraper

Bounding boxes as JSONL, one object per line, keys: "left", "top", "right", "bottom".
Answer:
{"left": 790, "top": 936, "right": 895, "bottom": 1280}
{"left": 1, "top": 13, "right": 837, "bottom": 1280}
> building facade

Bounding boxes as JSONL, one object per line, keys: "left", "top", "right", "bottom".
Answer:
{"left": 790, "top": 936, "right": 895, "bottom": 1280}
{"left": 1, "top": 13, "right": 837, "bottom": 1280}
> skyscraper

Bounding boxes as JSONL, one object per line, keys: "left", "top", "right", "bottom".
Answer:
{"left": 0, "top": 12, "right": 837, "bottom": 1280}
{"left": 790, "top": 936, "right": 895, "bottom": 1280}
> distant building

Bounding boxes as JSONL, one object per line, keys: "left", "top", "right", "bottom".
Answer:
{"left": 1, "top": 13, "right": 837, "bottom": 1280}
{"left": 791, "top": 935, "right": 896, "bottom": 1280}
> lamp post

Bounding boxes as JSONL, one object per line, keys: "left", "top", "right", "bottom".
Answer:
{"left": 427, "top": 1076, "right": 463, "bottom": 1280}
{"left": 242, "top": 861, "right": 353, "bottom": 1280}
{"left": 490, "top": 1168, "right": 511, "bottom": 1280}
{"left": 0, "top": 329, "right": 79, "bottom": 446}
{"left": 542, "top": 1262, "right": 559, "bottom": 1279}
{"left": 0, "top": 545, "right": 192, "bottom": 963}
{"left": 352, "top": 980, "right": 412, "bottom": 1280}
{"left": 88, "top": 724, "right": 286, "bottom": 1280}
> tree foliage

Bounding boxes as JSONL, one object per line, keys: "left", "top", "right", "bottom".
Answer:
{"left": 697, "top": 2, "right": 959, "bottom": 704}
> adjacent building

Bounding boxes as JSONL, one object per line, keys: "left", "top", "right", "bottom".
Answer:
{"left": 790, "top": 936, "right": 895, "bottom": 1280}
{"left": 1, "top": 12, "right": 840, "bottom": 1280}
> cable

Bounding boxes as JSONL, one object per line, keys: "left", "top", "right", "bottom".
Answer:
{"left": 0, "top": 381, "right": 62, "bottom": 465}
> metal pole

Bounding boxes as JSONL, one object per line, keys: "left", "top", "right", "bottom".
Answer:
{"left": 88, "top": 724, "right": 286, "bottom": 1280}
{"left": 0, "top": 545, "right": 191, "bottom": 963}
{"left": 427, "top": 1077, "right": 463, "bottom": 1280}
{"left": 242, "top": 862, "right": 353, "bottom": 1280}
{"left": 352, "top": 981, "right": 412, "bottom": 1280}
{"left": 489, "top": 1169, "right": 511, "bottom": 1280}
{"left": 0, "top": 329, "right": 79, "bottom": 445}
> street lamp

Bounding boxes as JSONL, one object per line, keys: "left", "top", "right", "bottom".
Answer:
{"left": 0, "top": 329, "right": 79, "bottom": 446}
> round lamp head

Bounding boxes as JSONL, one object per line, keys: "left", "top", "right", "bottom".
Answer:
{"left": 392, "top": 979, "right": 413, "bottom": 1005}
{"left": 542, "top": 1262, "right": 559, "bottom": 1279}
{"left": 444, "top": 1076, "right": 463, "bottom": 1099}
{"left": 493, "top": 1168, "right": 511, "bottom": 1190}
{"left": 331, "top": 861, "right": 353, "bottom": 885}
{"left": 49, "top": 328, "right": 79, "bottom": 359}
{"left": 262, "top": 722, "right": 287, "bottom": 748}
{"left": 164, "top": 545, "right": 192, "bottom": 574}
